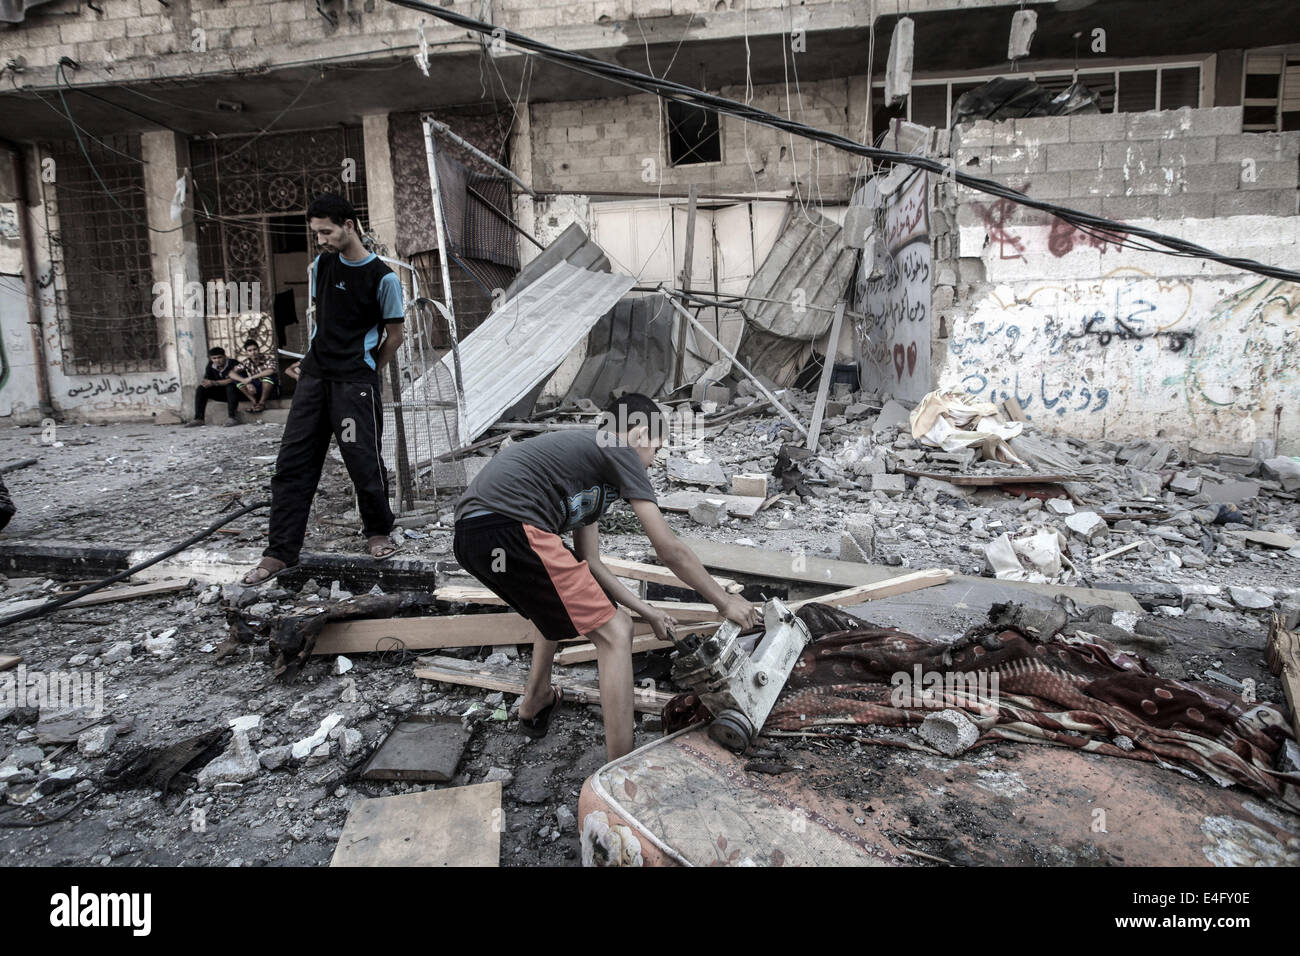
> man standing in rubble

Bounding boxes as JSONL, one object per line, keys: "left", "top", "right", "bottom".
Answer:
{"left": 453, "top": 394, "right": 758, "bottom": 761}
{"left": 240, "top": 194, "right": 405, "bottom": 585}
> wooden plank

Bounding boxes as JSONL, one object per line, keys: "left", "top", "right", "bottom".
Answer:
{"left": 682, "top": 537, "right": 1143, "bottom": 613}
{"left": 52, "top": 579, "right": 190, "bottom": 610}
{"left": 806, "top": 300, "right": 846, "bottom": 452}
{"left": 898, "top": 469, "right": 1089, "bottom": 486}
{"left": 1002, "top": 397, "right": 1029, "bottom": 423}
{"left": 1267, "top": 616, "right": 1300, "bottom": 742}
{"left": 415, "top": 655, "right": 672, "bottom": 713}
{"left": 0, "top": 654, "right": 20, "bottom": 672}
{"left": 313, "top": 613, "right": 542, "bottom": 655}
{"left": 554, "top": 621, "right": 722, "bottom": 666}
{"left": 1091, "top": 541, "right": 1141, "bottom": 564}
{"left": 786, "top": 569, "right": 953, "bottom": 610}
{"left": 601, "top": 556, "right": 740, "bottom": 593}
{"left": 330, "top": 784, "right": 501, "bottom": 867}
{"left": 436, "top": 584, "right": 723, "bottom": 623}
{"left": 658, "top": 490, "right": 765, "bottom": 518}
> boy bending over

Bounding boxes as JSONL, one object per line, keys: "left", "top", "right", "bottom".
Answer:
{"left": 453, "top": 393, "right": 757, "bottom": 760}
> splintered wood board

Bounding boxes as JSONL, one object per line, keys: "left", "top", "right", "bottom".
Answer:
{"left": 434, "top": 585, "right": 720, "bottom": 623}
{"left": 786, "top": 569, "right": 953, "bottom": 610}
{"left": 330, "top": 784, "right": 502, "bottom": 867}
{"left": 313, "top": 613, "right": 542, "bottom": 655}
{"left": 415, "top": 655, "right": 671, "bottom": 713}
{"left": 601, "top": 557, "right": 739, "bottom": 593}
{"left": 554, "top": 622, "right": 722, "bottom": 666}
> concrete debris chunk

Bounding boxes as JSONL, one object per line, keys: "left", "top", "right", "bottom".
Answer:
{"left": 144, "top": 635, "right": 177, "bottom": 657}
{"left": 1228, "top": 587, "right": 1273, "bottom": 610}
{"left": 871, "top": 473, "right": 906, "bottom": 496}
{"left": 1261, "top": 456, "right": 1300, "bottom": 492}
{"left": 667, "top": 456, "right": 727, "bottom": 487}
{"left": 1064, "top": 511, "right": 1109, "bottom": 543}
{"left": 76, "top": 724, "right": 116, "bottom": 757}
{"left": 1169, "top": 472, "right": 1202, "bottom": 495}
{"left": 197, "top": 732, "right": 260, "bottom": 786}
{"left": 919, "top": 709, "right": 979, "bottom": 756}
{"left": 291, "top": 713, "right": 345, "bottom": 760}
{"left": 1045, "top": 498, "right": 1075, "bottom": 515}
{"left": 730, "top": 474, "right": 767, "bottom": 498}
{"left": 688, "top": 497, "right": 727, "bottom": 527}
{"left": 102, "top": 641, "right": 133, "bottom": 664}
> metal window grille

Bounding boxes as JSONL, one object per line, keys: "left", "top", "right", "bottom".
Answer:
{"left": 42, "top": 134, "right": 163, "bottom": 374}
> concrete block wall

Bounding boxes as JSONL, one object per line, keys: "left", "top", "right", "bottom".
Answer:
{"left": 0, "top": 0, "right": 871, "bottom": 80}
{"left": 931, "top": 106, "right": 1300, "bottom": 453}
{"left": 953, "top": 107, "right": 1300, "bottom": 225}
{"left": 529, "top": 78, "right": 856, "bottom": 195}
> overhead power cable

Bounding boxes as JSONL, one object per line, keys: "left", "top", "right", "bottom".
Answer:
{"left": 383, "top": 0, "right": 1300, "bottom": 284}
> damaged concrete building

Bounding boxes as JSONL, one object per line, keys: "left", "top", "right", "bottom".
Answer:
{"left": 0, "top": 0, "right": 1298, "bottom": 871}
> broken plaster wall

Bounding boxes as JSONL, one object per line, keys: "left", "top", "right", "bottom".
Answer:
{"left": 931, "top": 107, "right": 1300, "bottom": 454}
{"left": 0, "top": 133, "right": 200, "bottom": 424}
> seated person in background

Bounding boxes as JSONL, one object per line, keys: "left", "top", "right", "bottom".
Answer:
{"left": 230, "top": 338, "right": 280, "bottom": 413}
{"left": 282, "top": 360, "right": 301, "bottom": 382}
{"left": 187, "top": 346, "right": 241, "bottom": 427}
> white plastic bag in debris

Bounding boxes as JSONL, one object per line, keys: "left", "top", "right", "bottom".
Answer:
{"left": 909, "top": 389, "right": 1025, "bottom": 465}
{"left": 834, "top": 435, "right": 884, "bottom": 476}
{"left": 985, "top": 528, "right": 1076, "bottom": 584}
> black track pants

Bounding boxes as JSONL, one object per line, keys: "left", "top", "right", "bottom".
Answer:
{"left": 264, "top": 372, "right": 393, "bottom": 565}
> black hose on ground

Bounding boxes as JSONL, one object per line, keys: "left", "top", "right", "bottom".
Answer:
{"left": 0, "top": 499, "right": 271, "bottom": 630}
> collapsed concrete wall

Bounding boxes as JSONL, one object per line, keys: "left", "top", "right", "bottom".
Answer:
{"left": 932, "top": 107, "right": 1300, "bottom": 454}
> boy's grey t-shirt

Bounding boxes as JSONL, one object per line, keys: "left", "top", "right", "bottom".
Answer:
{"left": 454, "top": 429, "right": 657, "bottom": 534}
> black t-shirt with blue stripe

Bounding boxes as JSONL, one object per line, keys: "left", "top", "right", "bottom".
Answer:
{"left": 300, "top": 251, "right": 404, "bottom": 383}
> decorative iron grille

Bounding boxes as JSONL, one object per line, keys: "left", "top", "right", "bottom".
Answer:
{"left": 42, "top": 134, "right": 163, "bottom": 374}
{"left": 191, "top": 127, "right": 370, "bottom": 357}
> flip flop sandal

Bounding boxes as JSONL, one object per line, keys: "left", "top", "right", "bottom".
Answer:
{"left": 368, "top": 538, "right": 400, "bottom": 561}
{"left": 519, "top": 685, "right": 562, "bottom": 739}
{"left": 240, "top": 561, "right": 298, "bottom": 587}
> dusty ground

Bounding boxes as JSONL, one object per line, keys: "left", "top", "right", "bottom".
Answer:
{"left": 0, "top": 407, "right": 1297, "bottom": 866}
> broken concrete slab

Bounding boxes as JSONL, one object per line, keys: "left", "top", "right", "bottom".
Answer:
{"left": 658, "top": 490, "right": 764, "bottom": 518}
{"left": 1064, "top": 511, "right": 1108, "bottom": 543}
{"left": 1203, "top": 479, "right": 1261, "bottom": 503}
{"left": 666, "top": 456, "right": 727, "bottom": 487}
{"left": 1169, "top": 472, "right": 1202, "bottom": 495}
{"left": 729, "top": 474, "right": 768, "bottom": 498}
{"left": 76, "top": 724, "right": 116, "bottom": 757}
{"left": 330, "top": 783, "right": 502, "bottom": 867}
{"left": 871, "top": 473, "right": 906, "bottom": 496}
{"left": 873, "top": 399, "right": 913, "bottom": 435}
{"left": 1262, "top": 456, "right": 1300, "bottom": 492}
{"left": 291, "top": 713, "right": 344, "bottom": 760}
{"left": 688, "top": 498, "right": 727, "bottom": 527}
{"left": 1228, "top": 587, "right": 1274, "bottom": 610}
{"left": 361, "top": 716, "right": 471, "bottom": 783}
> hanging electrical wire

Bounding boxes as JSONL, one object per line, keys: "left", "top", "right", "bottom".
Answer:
{"left": 382, "top": 0, "right": 1300, "bottom": 284}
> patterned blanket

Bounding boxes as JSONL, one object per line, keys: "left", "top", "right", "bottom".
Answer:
{"left": 668, "top": 603, "right": 1300, "bottom": 811}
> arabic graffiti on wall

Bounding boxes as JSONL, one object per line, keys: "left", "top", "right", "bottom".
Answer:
{"left": 859, "top": 168, "right": 932, "bottom": 402}
{"left": 65, "top": 377, "right": 180, "bottom": 401}
{"left": 941, "top": 273, "right": 1300, "bottom": 444}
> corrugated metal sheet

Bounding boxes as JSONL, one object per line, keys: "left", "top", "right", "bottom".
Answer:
{"left": 745, "top": 210, "right": 856, "bottom": 340}
{"left": 455, "top": 260, "right": 635, "bottom": 439}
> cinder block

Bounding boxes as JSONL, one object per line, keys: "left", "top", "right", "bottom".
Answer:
{"left": 1124, "top": 165, "right": 1177, "bottom": 196}
{"left": 1181, "top": 106, "right": 1243, "bottom": 139}
{"left": 126, "top": 14, "right": 165, "bottom": 36}
{"left": 567, "top": 126, "right": 599, "bottom": 143}
{"left": 1046, "top": 141, "right": 1101, "bottom": 171}
{"left": 1069, "top": 112, "right": 1126, "bottom": 144}
{"left": 1158, "top": 193, "right": 1215, "bottom": 220}
{"left": 1127, "top": 111, "right": 1181, "bottom": 141}
{"left": 1102, "top": 140, "right": 1160, "bottom": 170}
{"left": 1101, "top": 195, "right": 1158, "bottom": 221}
{"left": 1216, "top": 133, "right": 1268, "bottom": 164}
{"left": 1239, "top": 161, "right": 1299, "bottom": 190}
{"left": 1159, "top": 136, "right": 1216, "bottom": 167}
{"left": 953, "top": 120, "right": 1014, "bottom": 149}
{"left": 233, "top": 5, "right": 272, "bottom": 26}
{"left": 1215, "top": 190, "right": 1299, "bottom": 218}
{"left": 989, "top": 144, "right": 1044, "bottom": 174}
{"left": 1181, "top": 163, "right": 1240, "bottom": 194}
{"left": 1020, "top": 171, "right": 1071, "bottom": 199}
{"left": 731, "top": 474, "right": 768, "bottom": 498}
{"left": 1013, "top": 115, "right": 1071, "bottom": 145}
{"left": 600, "top": 155, "right": 631, "bottom": 171}
{"left": 59, "top": 21, "right": 97, "bottom": 43}
{"left": 1069, "top": 167, "right": 1115, "bottom": 197}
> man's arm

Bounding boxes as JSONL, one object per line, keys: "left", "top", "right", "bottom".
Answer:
{"left": 629, "top": 499, "right": 757, "bottom": 627}
{"left": 373, "top": 322, "right": 405, "bottom": 369}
